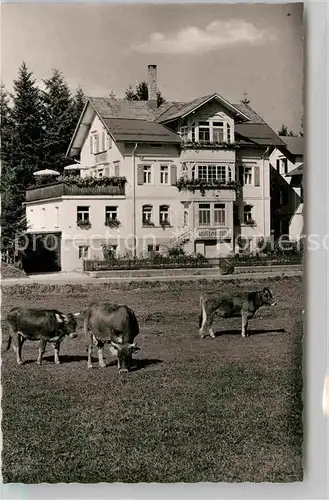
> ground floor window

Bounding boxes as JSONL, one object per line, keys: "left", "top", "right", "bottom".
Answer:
{"left": 78, "top": 246, "right": 90, "bottom": 260}
{"left": 142, "top": 205, "right": 153, "bottom": 225}
{"left": 214, "top": 203, "right": 226, "bottom": 226}
{"left": 159, "top": 205, "right": 170, "bottom": 224}
{"left": 198, "top": 203, "right": 211, "bottom": 226}
{"left": 147, "top": 244, "right": 160, "bottom": 253}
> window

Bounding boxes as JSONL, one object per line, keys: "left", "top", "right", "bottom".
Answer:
{"left": 180, "top": 126, "right": 189, "bottom": 142}
{"left": 143, "top": 165, "right": 152, "bottom": 184}
{"left": 149, "top": 143, "right": 163, "bottom": 148}
{"left": 227, "top": 124, "right": 232, "bottom": 143}
{"left": 212, "top": 122, "right": 224, "bottom": 143}
{"left": 198, "top": 121, "right": 210, "bottom": 142}
{"left": 148, "top": 244, "right": 160, "bottom": 253}
{"left": 159, "top": 205, "right": 170, "bottom": 224}
{"left": 77, "top": 206, "right": 90, "bottom": 222}
{"left": 90, "top": 133, "right": 99, "bottom": 154}
{"left": 199, "top": 203, "right": 211, "bottom": 226}
{"left": 183, "top": 210, "right": 189, "bottom": 227}
{"left": 276, "top": 159, "right": 280, "bottom": 171}
{"left": 282, "top": 158, "right": 288, "bottom": 175}
{"left": 101, "top": 131, "right": 106, "bottom": 152}
{"left": 98, "top": 170, "right": 103, "bottom": 178}
{"left": 78, "top": 246, "right": 90, "bottom": 260}
{"left": 113, "top": 161, "right": 120, "bottom": 177}
{"left": 142, "top": 205, "right": 153, "bottom": 224}
{"left": 214, "top": 203, "right": 226, "bottom": 226}
{"left": 160, "top": 165, "right": 169, "bottom": 184}
{"left": 243, "top": 205, "right": 253, "bottom": 224}
{"left": 197, "top": 164, "right": 229, "bottom": 182}
{"left": 105, "top": 206, "right": 118, "bottom": 222}
{"left": 243, "top": 166, "right": 253, "bottom": 185}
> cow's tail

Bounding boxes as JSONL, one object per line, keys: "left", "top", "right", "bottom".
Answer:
{"left": 199, "top": 295, "right": 204, "bottom": 329}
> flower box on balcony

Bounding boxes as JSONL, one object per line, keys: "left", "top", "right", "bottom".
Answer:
{"left": 176, "top": 178, "right": 237, "bottom": 196}
{"left": 105, "top": 219, "right": 121, "bottom": 229}
{"left": 244, "top": 219, "right": 257, "bottom": 227}
{"left": 77, "top": 220, "right": 91, "bottom": 230}
{"left": 181, "top": 141, "right": 240, "bottom": 150}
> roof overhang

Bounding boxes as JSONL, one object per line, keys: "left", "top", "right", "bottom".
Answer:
{"left": 161, "top": 93, "right": 251, "bottom": 124}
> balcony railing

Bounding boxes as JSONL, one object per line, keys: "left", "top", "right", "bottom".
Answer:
{"left": 95, "top": 151, "right": 108, "bottom": 164}
{"left": 26, "top": 181, "right": 125, "bottom": 202}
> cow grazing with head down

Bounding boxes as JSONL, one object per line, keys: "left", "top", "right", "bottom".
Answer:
{"left": 6, "top": 307, "right": 80, "bottom": 365}
{"left": 199, "top": 287, "right": 277, "bottom": 339}
{"left": 84, "top": 302, "right": 140, "bottom": 373}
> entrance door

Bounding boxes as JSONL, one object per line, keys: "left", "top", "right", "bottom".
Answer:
{"left": 204, "top": 241, "right": 218, "bottom": 258}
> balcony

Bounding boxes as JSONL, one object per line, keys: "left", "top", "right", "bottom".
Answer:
{"left": 181, "top": 140, "right": 239, "bottom": 150}
{"left": 176, "top": 178, "right": 237, "bottom": 201}
{"left": 26, "top": 181, "right": 126, "bottom": 202}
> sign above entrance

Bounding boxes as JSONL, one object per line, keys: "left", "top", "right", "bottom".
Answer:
{"left": 196, "top": 228, "right": 231, "bottom": 240}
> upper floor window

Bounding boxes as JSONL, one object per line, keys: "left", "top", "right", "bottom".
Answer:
{"left": 212, "top": 122, "right": 224, "bottom": 143}
{"left": 143, "top": 165, "right": 152, "bottom": 184}
{"left": 198, "top": 203, "right": 211, "bottom": 226}
{"left": 105, "top": 206, "right": 118, "bottom": 222}
{"left": 142, "top": 205, "right": 153, "bottom": 225}
{"left": 243, "top": 166, "right": 253, "bottom": 185}
{"left": 160, "top": 165, "right": 169, "bottom": 184}
{"left": 101, "top": 131, "right": 106, "bottom": 152}
{"left": 90, "top": 133, "right": 99, "bottom": 155}
{"left": 194, "top": 164, "right": 232, "bottom": 183}
{"left": 198, "top": 121, "right": 210, "bottom": 142}
{"left": 77, "top": 206, "right": 90, "bottom": 222}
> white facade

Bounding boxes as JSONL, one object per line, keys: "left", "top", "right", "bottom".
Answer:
{"left": 25, "top": 98, "right": 275, "bottom": 272}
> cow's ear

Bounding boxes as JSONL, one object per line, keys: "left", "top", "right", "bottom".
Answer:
{"left": 74, "top": 312, "right": 82, "bottom": 317}
{"left": 110, "top": 341, "right": 121, "bottom": 350}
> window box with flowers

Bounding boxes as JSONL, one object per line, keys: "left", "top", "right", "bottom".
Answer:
{"left": 77, "top": 220, "right": 92, "bottom": 230}
{"left": 176, "top": 178, "right": 237, "bottom": 197}
{"left": 244, "top": 219, "right": 257, "bottom": 227}
{"left": 105, "top": 218, "right": 121, "bottom": 229}
{"left": 181, "top": 141, "right": 239, "bottom": 150}
{"left": 143, "top": 220, "right": 155, "bottom": 228}
{"left": 160, "top": 219, "right": 171, "bottom": 230}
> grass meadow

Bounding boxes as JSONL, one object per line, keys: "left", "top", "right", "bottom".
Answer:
{"left": 1, "top": 276, "right": 303, "bottom": 483}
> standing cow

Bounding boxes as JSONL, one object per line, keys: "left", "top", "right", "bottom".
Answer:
{"left": 84, "top": 302, "right": 140, "bottom": 373}
{"left": 6, "top": 307, "right": 80, "bottom": 365}
{"left": 199, "top": 287, "right": 277, "bottom": 338}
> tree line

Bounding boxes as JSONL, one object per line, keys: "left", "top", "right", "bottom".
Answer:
{"left": 0, "top": 63, "right": 168, "bottom": 262}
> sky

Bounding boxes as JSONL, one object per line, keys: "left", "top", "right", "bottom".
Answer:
{"left": 1, "top": 2, "right": 304, "bottom": 133}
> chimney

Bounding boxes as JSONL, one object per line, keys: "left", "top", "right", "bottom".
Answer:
{"left": 147, "top": 64, "right": 157, "bottom": 109}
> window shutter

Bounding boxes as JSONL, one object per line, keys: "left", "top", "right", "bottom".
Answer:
{"left": 90, "top": 135, "right": 93, "bottom": 154}
{"left": 276, "top": 159, "right": 280, "bottom": 171}
{"left": 137, "top": 164, "right": 144, "bottom": 185}
{"left": 254, "top": 166, "right": 260, "bottom": 187}
{"left": 114, "top": 163, "right": 120, "bottom": 177}
{"left": 104, "top": 166, "right": 110, "bottom": 177}
{"left": 170, "top": 164, "right": 177, "bottom": 185}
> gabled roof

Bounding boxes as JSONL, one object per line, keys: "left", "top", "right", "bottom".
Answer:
{"left": 235, "top": 123, "right": 286, "bottom": 147}
{"left": 282, "top": 136, "right": 304, "bottom": 156}
{"left": 104, "top": 118, "right": 181, "bottom": 143}
{"left": 88, "top": 96, "right": 156, "bottom": 120}
{"left": 155, "top": 93, "right": 251, "bottom": 123}
{"left": 286, "top": 163, "right": 304, "bottom": 176}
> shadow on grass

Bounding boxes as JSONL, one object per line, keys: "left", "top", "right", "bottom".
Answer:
{"left": 213, "top": 328, "right": 286, "bottom": 337}
{"left": 130, "top": 358, "right": 163, "bottom": 372}
{"left": 22, "top": 354, "right": 91, "bottom": 365}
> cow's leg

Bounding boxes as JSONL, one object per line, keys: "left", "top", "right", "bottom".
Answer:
{"left": 53, "top": 341, "right": 61, "bottom": 365}
{"left": 199, "top": 302, "right": 209, "bottom": 338}
{"left": 241, "top": 314, "right": 249, "bottom": 338}
{"left": 202, "top": 306, "right": 216, "bottom": 339}
{"left": 87, "top": 333, "right": 93, "bottom": 369}
{"left": 37, "top": 338, "right": 47, "bottom": 365}
{"left": 97, "top": 341, "right": 106, "bottom": 368}
{"left": 11, "top": 331, "right": 24, "bottom": 365}
{"left": 17, "top": 334, "right": 25, "bottom": 365}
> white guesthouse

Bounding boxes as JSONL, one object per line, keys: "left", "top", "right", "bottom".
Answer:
{"left": 24, "top": 65, "right": 286, "bottom": 272}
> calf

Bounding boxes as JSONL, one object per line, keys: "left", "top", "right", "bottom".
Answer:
{"left": 199, "top": 287, "right": 276, "bottom": 338}
{"left": 84, "top": 302, "right": 140, "bottom": 373}
{"left": 6, "top": 307, "right": 80, "bottom": 365}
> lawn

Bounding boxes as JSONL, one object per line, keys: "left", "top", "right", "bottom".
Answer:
{"left": 1, "top": 276, "right": 303, "bottom": 483}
